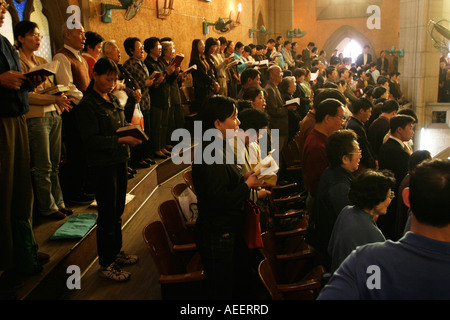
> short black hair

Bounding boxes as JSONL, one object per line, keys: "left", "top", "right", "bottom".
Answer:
{"left": 390, "top": 114, "right": 415, "bottom": 133}
{"left": 315, "top": 98, "right": 344, "bottom": 123}
{"left": 372, "top": 86, "right": 387, "bottom": 100}
{"left": 398, "top": 108, "right": 418, "bottom": 122}
{"left": 313, "top": 88, "right": 347, "bottom": 110}
{"left": 409, "top": 159, "right": 450, "bottom": 227}
{"left": 123, "top": 37, "right": 140, "bottom": 57}
{"left": 200, "top": 95, "right": 237, "bottom": 132}
{"left": 325, "top": 129, "right": 358, "bottom": 166}
{"left": 83, "top": 31, "right": 104, "bottom": 52}
{"left": 14, "top": 20, "right": 38, "bottom": 48}
{"left": 144, "top": 37, "right": 160, "bottom": 53}
{"left": 242, "top": 86, "right": 266, "bottom": 102}
{"left": 238, "top": 108, "right": 269, "bottom": 131}
{"left": 93, "top": 57, "right": 119, "bottom": 76}
{"left": 240, "top": 68, "right": 261, "bottom": 85}
{"left": 351, "top": 97, "right": 373, "bottom": 115}
{"left": 408, "top": 150, "right": 431, "bottom": 172}
{"left": 381, "top": 99, "right": 399, "bottom": 113}
{"left": 349, "top": 170, "right": 396, "bottom": 210}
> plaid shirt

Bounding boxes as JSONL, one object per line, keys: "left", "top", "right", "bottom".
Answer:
{"left": 123, "top": 58, "right": 151, "bottom": 111}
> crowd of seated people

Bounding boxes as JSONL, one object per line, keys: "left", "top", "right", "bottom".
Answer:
{"left": 2, "top": 10, "right": 449, "bottom": 300}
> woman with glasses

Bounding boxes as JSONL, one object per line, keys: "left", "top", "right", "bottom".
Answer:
{"left": 15, "top": 20, "right": 74, "bottom": 220}
{"left": 328, "top": 169, "right": 395, "bottom": 273}
{"left": 308, "top": 129, "right": 361, "bottom": 269}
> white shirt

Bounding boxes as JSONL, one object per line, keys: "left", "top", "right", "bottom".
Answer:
{"left": 53, "top": 44, "right": 86, "bottom": 104}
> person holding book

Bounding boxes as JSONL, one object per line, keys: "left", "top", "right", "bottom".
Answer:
{"left": 15, "top": 20, "right": 74, "bottom": 220}
{"left": 76, "top": 57, "right": 142, "bottom": 282}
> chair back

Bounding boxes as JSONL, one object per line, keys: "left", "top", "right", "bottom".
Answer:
{"left": 183, "top": 170, "right": 195, "bottom": 195}
{"left": 258, "top": 259, "right": 284, "bottom": 300}
{"left": 158, "top": 200, "right": 195, "bottom": 246}
{"left": 142, "top": 221, "right": 185, "bottom": 276}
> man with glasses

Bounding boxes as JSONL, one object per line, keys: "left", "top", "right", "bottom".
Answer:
{"left": 0, "top": 1, "right": 46, "bottom": 298}
{"left": 306, "top": 129, "right": 360, "bottom": 268}
{"left": 53, "top": 23, "right": 93, "bottom": 205}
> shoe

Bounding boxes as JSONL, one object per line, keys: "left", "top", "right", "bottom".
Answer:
{"left": 99, "top": 262, "right": 131, "bottom": 282}
{"left": 154, "top": 151, "right": 168, "bottom": 159}
{"left": 128, "top": 173, "right": 134, "bottom": 179}
{"left": 143, "top": 158, "right": 156, "bottom": 165}
{"left": 46, "top": 211, "right": 67, "bottom": 220}
{"left": 128, "top": 167, "right": 137, "bottom": 175}
{"left": 165, "top": 145, "right": 173, "bottom": 151}
{"left": 161, "top": 148, "right": 171, "bottom": 156}
{"left": 37, "top": 252, "right": 50, "bottom": 264}
{"left": 69, "top": 194, "right": 95, "bottom": 205}
{"left": 133, "top": 161, "right": 150, "bottom": 169}
{"left": 115, "top": 251, "right": 139, "bottom": 266}
{"left": 59, "top": 207, "right": 73, "bottom": 216}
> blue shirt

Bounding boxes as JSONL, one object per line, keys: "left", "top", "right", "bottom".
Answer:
{"left": 328, "top": 205, "right": 385, "bottom": 273}
{"left": 318, "top": 232, "right": 450, "bottom": 299}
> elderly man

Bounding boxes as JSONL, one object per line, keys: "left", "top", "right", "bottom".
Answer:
{"left": 264, "top": 65, "right": 296, "bottom": 152}
{"left": 53, "top": 23, "right": 93, "bottom": 205}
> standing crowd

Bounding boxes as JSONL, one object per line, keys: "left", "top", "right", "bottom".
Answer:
{"left": 1, "top": 2, "right": 449, "bottom": 300}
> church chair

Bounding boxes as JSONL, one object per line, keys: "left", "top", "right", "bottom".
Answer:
{"left": 143, "top": 221, "right": 204, "bottom": 299}
{"left": 258, "top": 258, "right": 325, "bottom": 300}
{"left": 171, "top": 183, "right": 195, "bottom": 228}
{"left": 260, "top": 230, "right": 318, "bottom": 284}
{"left": 183, "top": 169, "right": 196, "bottom": 195}
{"left": 158, "top": 199, "right": 197, "bottom": 266}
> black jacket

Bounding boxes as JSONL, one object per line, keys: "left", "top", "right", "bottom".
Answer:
{"left": 76, "top": 88, "right": 129, "bottom": 167}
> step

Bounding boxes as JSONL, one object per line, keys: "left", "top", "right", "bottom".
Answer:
{"left": 18, "top": 154, "right": 191, "bottom": 300}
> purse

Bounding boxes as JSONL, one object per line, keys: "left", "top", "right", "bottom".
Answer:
{"left": 243, "top": 200, "right": 263, "bottom": 249}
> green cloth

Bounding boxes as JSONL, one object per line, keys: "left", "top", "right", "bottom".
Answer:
{"left": 51, "top": 213, "right": 98, "bottom": 240}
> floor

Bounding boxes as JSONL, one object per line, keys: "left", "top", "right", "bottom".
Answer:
{"left": 62, "top": 172, "right": 187, "bottom": 300}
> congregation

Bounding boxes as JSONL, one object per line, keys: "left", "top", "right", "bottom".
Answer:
{"left": 1, "top": 0, "right": 450, "bottom": 300}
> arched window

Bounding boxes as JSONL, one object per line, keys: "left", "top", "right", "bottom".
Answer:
{"left": 30, "top": 0, "right": 52, "bottom": 62}
{"left": 0, "top": 10, "right": 14, "bottom": 45}
{"left": 0, "top": 0, "right": 52, "bottom": 62}
{"left": 336, "top": 37, "right": 363, "bottom": 63}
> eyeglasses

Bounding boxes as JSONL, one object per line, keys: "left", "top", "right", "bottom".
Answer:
{"left": 388, "top": 191, "right": 395, "bottom": 200}
{"left": 0, "top": 0, "right": 9, "bottom": 10}
{"left": 348, "top": 150, "right": 362, "bottom": 157}
{"left": 334, "top": 115, "right": 346, "bottom": 122}
{"left": 29, "top": 33, "right": 43, "bottom": 40}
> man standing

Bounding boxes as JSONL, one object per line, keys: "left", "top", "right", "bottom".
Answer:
{"left": 368, "top": 99, "right": 399, "bottom": 159}
{"left": 0, "top": 1, "right": 44, "bottom": 298}
{"left": 302, "top": 98, "right": 346, "bottom": 212}
{"left": 302, "top": 42, "right": 315, "bottom": 69}
{"left": 377, "top": 114, "right": 416, "bottom": 240}
{"left": 356, "top": 44, "right": 372, "bottom": 70}
{"left": 345, "top": 98, "right": 377, "bottom": 171}
{"left": 53, "top": 23, "right": 93, "bottom": 205}
{"left": 264, "top": 65, "right": 296, "bottom": 151}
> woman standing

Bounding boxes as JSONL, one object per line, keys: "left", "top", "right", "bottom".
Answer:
{"left": 189, "top": 39, "right": 219, "bottom": 114}
{"left": 76, "top": 58, "right": 142, "bottom": 281}
{"left": 82, "top": 31, "right": 104, "bottom": 80}
{"left": 15, "top": 20, "right": 74, "bottom": 220}
{"left": 192, "top": 95, "right": 265, "bottom": 299}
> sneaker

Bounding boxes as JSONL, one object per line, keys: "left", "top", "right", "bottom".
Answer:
{"left": 99, "top": 262, "right": 131, "bottom": 282}
{"left": 115, "top": 251, "right": 139, "bottom": 266}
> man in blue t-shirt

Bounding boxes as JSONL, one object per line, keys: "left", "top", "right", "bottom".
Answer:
{"left": 318, "top": 159, "right": 450, "bottom": 300}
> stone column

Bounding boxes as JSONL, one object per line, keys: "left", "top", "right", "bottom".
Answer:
{"left": 398, "top": 0, "right": 450, "bottom": 155}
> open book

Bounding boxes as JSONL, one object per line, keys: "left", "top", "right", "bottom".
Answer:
{"left": 170, "top": 54, "right": 184, "bottom": 68}
{"left": 116, "top": 124, "right": 149, "bottom": 141}
{"left": 38, "top": 84, "right": 70, "bottom": 95}
{"left": 181, "top": 64, "right": 197, "bottom": 75}
{"left": 25, "top": 60, "right": 60, "bottom": 78}
{"left": 253, "top": 150, "right": 279, "bottom": 179}
{"left": 283, "top": 97, "right": 300, "bottom": 108}
{"left": 148, "top": 70, "right": 162, "bottom": 80}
